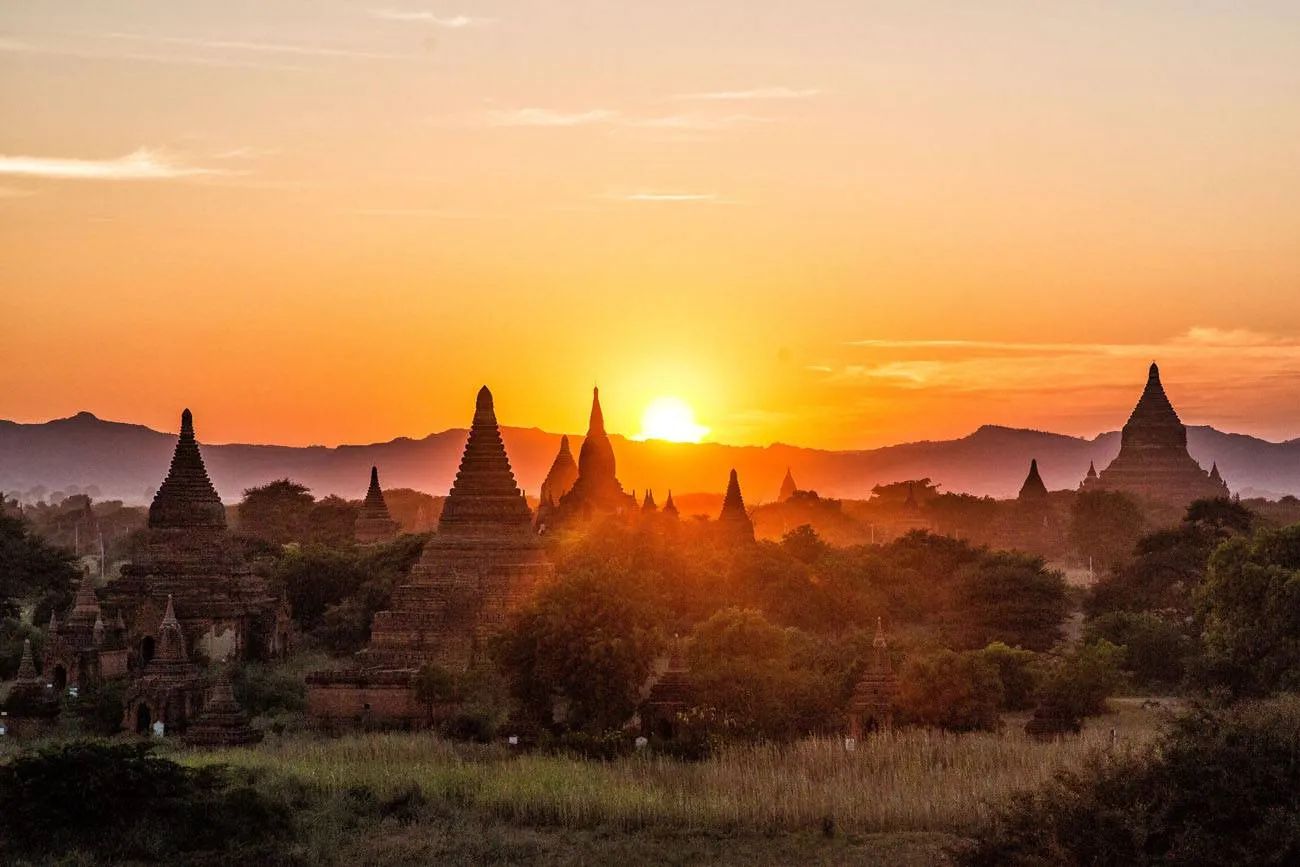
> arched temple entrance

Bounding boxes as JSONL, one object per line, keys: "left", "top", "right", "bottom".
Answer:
{"left": 135, "top": 703, "right": 152, "bottom": 735}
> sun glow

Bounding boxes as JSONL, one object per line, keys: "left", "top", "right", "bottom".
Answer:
{"left": 636, "top": 396, "right": 709, "bottom": 443}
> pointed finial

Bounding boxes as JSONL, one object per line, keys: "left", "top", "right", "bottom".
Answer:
{"left": 17, "top": 638, "right": 38, "bottom": 681}
{"left": 476, "top": 386, "right": 493, "bottom": 411}
{"left": 48, "top": 610, "right": 58, "bottom": 631}
{"left": 1148, "top": 361, "right": 1160, "bottom": 382}
{"left": 873, "top": 616, "right": 887, "bottom": 647}
{"left": 180, "top": 408, "right": 195, "bottom": 439}
{"left": 370, "top": 466, "right": 379, "bottom": 486}
{"left": 162, "top": 594, "right": 178, "bottom": 627}
{"left": 589, "top": 386, "right": 606, "bottom": 435}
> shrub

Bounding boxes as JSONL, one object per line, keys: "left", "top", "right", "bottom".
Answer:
{"left": 961, "top": 697, "right": 1300, "bottom": 866}
{"left": 896, "top": 649, "right": 1003, "bottom": 732}
{"left": 1086, "top": 610, "right": 1190, "bottom": 690}
{"left": 979, "top": 642, "right": 1039, "bottom": 711}
{"left": 0, "top": 742, "right": 295, "bottom": 863}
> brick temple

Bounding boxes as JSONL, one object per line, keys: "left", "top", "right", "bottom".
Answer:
{"left": 108, "top": 409, "right": 290, "bottom": 666}
{"left": 309, "top": 386, "right": 553, "bottom": 726}
{"left": 1082, "top": 363, "right": 1230, "bottom": 505}
{"left": 354, "top": 465, "right": 400, "bottom": 544}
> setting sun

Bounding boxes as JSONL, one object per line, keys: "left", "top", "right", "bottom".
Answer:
{"left": 636, "top": 397, "right": 710, "bottom": 443}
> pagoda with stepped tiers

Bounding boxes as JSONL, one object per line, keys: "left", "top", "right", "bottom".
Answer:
{"left": 354, "top": 466, "right": 400, "bottom": 544}
{"left": 308, "top": 387, "right": 553, "bottom": 728}
{"left": 184, "top": 667, "right": 263, "bottom": 747}
{"left": 109, "top": 409, "right": 289, "bottom": 665}
{"left": 717, "top": 469, "right": 755, "bottom": 542}
{"left": 778, "top": 468, "right": 798, "bottom": 503}
{"left": 1082, "top": 363, "right": 1230, "bottom": 505}
{"left": 43, "top": 568, "right": 129, "bottom": 690}
{"left": 122, "top": 595, "right": 204, "bottom": 735}
{"left": 847, "top": 618, "right": 898, "bottom": 737}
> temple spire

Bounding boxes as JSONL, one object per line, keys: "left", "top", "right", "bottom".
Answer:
{"left": 71, "top": 567, "right": 101, "bottom": 620}
{"left": 663, "top": 490, "right": 679, "bottom": 518}
{"left": 718, "top": 469, "right": 755, "bottom": 540}
{"left": 16, "top": 638, "right": 38, "bottom": 682}
{"left": 540, "top": 435, "right": 579, "bottom": 507}
{"left": 642, "top": 489, "right": 657, "bottom": 513}
{"left": 779, "top": 468, "right": 798, "bottom": 503}
{"left": 1018, "top": 459, "right": 1049, "bottom": 502}
{"left": 437, "top": 386, "right": 534, "bottom": 535}
{"left": 156, "top": 594, "right": 188, "bottom": 663}
{"left": 871, "top": 617, "right": 891, "bottom": 674}
{"left": 355, "top": 465, "right": 399, "bottom": 543}
{"left": 589, "top": 387, "right": 606, "bottom": 436}
{"left": 148, "top": 408, "right": 226, "bottom": 530}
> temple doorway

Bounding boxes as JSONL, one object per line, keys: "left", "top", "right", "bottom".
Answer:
{"left": 135, "top": 704, "right": 152, "bottom": 735}
{"left": 141, "top": 636, "right": 155, "bottom": 667}
{"left": 52, "top": 665, "right": 67, "bottom": 691}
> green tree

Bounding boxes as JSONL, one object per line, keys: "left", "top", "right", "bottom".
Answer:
{"left": 951, "top": 552, "right": 1068, "bottom": 652}
{"left": 896, "top": 649, "right": 1003, "bottom": 732}
{"left": 1086, "top": 610, "right": 1190, "bottom": 690}
{"left": 0, "top": 512, "right": 79, "bottom": 626}
{"left": 1069, "top": 490, "right": 1145, "bottom": 571}
{"left": 1196, "top": 524, "right": 1300, "bottom": 698}
{"left": 1034, "top": 639, "right": 1127, "bottom": 722}
{"left": 237, "top": 479, "right": 315, "bottom": 545}
{"left": 492, "top": 571, "right": 662, "bottom": 733}
{"left": 979, "top": 642, "right": 1039, "bottom": 711}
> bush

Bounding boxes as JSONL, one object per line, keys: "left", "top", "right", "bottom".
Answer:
{"left": 961, "top": 697, "right": 1300, "bottom": 866}
{"left": 1032, "top": 640, "right": 1127, "bottom": 725}
{"left": 233, "top": 661, "right": 308, "bottom": 717}
{"left": 896, "top": 649, "right": 1003, "bottom": 732}
{"left": 979, "top": 642, "right": 1039, "bottom": 711}
{"left": 1086, "top": 610, "right": 1190, "bottom": 690}
{"left": 0, "top": 742, "right": 295, "bottom": 863}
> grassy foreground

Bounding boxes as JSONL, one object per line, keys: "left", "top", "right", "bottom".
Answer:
{"left": 161, "top": 699, "right": 1172, "bottom": 866}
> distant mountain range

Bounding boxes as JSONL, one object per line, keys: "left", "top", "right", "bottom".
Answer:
{"left": 2, "top": 412, "right": 1298, "bottom": 505}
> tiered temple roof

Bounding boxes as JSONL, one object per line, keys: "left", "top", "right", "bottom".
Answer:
{"left": 2, "top": 639, "right": 59, "bottom": 722}
{"left": 778, "top": 468, "right": 798, "bottom": 503}
{"left": 437, "top": 387, "right": 536, "bottom": 535}
{"left": 122, "top": 595, "right": 204, "bottom": 734}
{"left": 111, "top": 409, "right": 282, "bottom": 664}
{"left": 641, "top": 490, "right": 658, "bottom": 514}
{"left": 1083, "top": 363, "right": 1230, "bottom": 505}
{"left": 1018, "top": 459, "right": 1050, "bottom": 502}
{"left": 184, "top": 667, "right": 263, "bottom": 747}
{"left": 718, "top": 469, "right": 755, "bottom": 541}
{"left": 148, "top": 409, "right": 226, "bottom": 530}
{"left": 847, "top": 618, "right": 898, "bottom": 737}
{"left": 363, "top": 386, "right": 552, "bottom": 672}
{"left": 355, "top": 466, "right": 400, "bottom": 544}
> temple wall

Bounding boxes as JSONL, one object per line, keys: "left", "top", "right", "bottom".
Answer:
{"left": 306, "top": 679, "right": 423, "bottom": 725}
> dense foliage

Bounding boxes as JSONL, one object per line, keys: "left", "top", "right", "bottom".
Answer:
{"left": 961, "top": 698, "right": 1300, "bottom": 866}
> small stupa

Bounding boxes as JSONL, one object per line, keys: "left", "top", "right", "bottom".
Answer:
{"left": 184, "top": 666, "right": 263, "bottom": 747}
{"left": 778, "top": 468, "right": 798, "bottom": 503}
{"left": 717, "top": 469, "right": 755, "bottom": 541}
{"left": 1018, "top": 459, "right": 1050, "bottom": 502}
{"left": 355, "top": 466, "right": 400, "bottom": 544}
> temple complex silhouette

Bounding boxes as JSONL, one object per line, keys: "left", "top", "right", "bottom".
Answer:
{"left": 1082, "top": 363, "right": 1230, "bottom": 504}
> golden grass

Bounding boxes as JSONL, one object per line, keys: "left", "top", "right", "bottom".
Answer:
{"left": 179, "top": 699, "right": 1174, "bottom": 835}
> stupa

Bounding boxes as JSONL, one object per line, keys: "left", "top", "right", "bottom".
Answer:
{"left": 555, "top": 388, "right": 637, "bottom": 522}
{"left": 539, "top": 435, "right": 579, "bottom": 508}
{"left": 641, "top": 490, "right": 658, "bottom": 514}
{"left": 1017, "top": 459, "right": 1050, "bottom": 502}
{"left": 360, "top": 386, "right": 552, "bottom": 671}
{"left": 641, "top": 641, "right": 694, "bottom": 740}
{"left": 662, "top": 491, "right": 680, "bottom": 519}
{"left": 1082, "top": 363, "right": 1230, "bottom": 505}
{"left": 778, "top": 468, "right": 798, "bottom": 503}
{"left": 354, "top": 466, "right": 400, "bottom": 544}
{"left": 717, "top": 469, "right": 755, "bottom": 541}
{"left": 846, "top": 618, "right": 898, "bottom": 737}
{"left": 184, "top": 667, "right": 263, "bottom": 747}
{"left": 1, "top": 639, "right": 60, "bottom": 735}
{"left": 109, "top": 410, "right": 287, "bottom": 664}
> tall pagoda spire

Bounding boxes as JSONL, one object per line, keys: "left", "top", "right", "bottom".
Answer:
{"left": 155, "top": 594, "right": 188, "bottom": 663}
{"left": 355, "top": 466, "right": 399, "bottom": 544}
{"left": 575, "top": 387, "right": 617, "bottom": 489}
{"left": 16, "top": 638, "right": 38, "bottom": 682}
{"left": 779, "top": 468, "right": 798, "bottom": 503}
{"left": 70, "top": 567, "right": 101, "bottom": 621}
{"left": 642, "top": 489, "right": 658, "bottom": 513}
{"left": 148, "top": 409, "right": 226, "bottom": 530}
{"left": 718, "top": 469, "right": 755, "bottom": 541}
{"left": 663, "top": 491, "right": 679, "bottom": 519}
{"left": 437, "top": 386, "right": 534, "bottom": 535}
{"left": 1018, "top": 459, "right": 1049, "bottom": 502}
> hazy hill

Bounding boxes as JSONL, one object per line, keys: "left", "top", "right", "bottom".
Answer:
{"left": 2, "top": 412, "right": 1298, "bottom": 505}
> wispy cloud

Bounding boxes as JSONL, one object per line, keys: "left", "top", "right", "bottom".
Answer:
{"left": 0, "top": 37, "right": 306, "bottom": 71}
{"left": 0, "top": 149, "right": 229, "bottom": 181}
{"left": 673, "top": 87, "right": 821, "bottom": 101}
{"left": 600, "top": 190, "right": 729, "bottom": 203}
{"left": 371, "top": 9, "right": 495, "bottom": 27}
{"left": 482, "top": 108, "right": 618, "bottom": 127}
{"left": 86, "top": 31, "right": 415, "bottom": 62}
{"left": 625, "top": 113, "right": 776, "bottom": 132}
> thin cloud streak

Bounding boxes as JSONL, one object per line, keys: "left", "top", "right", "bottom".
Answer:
{"left": 601, "top": 191, "right": 729, "bottom": 203}
{"left": 86, "top": 32, "right": 416, "bottom": 62}
{"left": 0, "top": 149, "right": 229, "bottom": 181}
{"left": 483, "top": 108, "right": 618, "bottom": 127}
{"left": 0, "top": 38, "right": 306, "bottom": 71}
{"left": 674, "top": 87, "right": 821, "bottom": 101}
{"left": 371, "top": 10, "right": 495, "bottom": 27}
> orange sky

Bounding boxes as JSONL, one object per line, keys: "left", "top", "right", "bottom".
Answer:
{"left": 3, "top": 2, "right": 1300, "bottom": 449}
